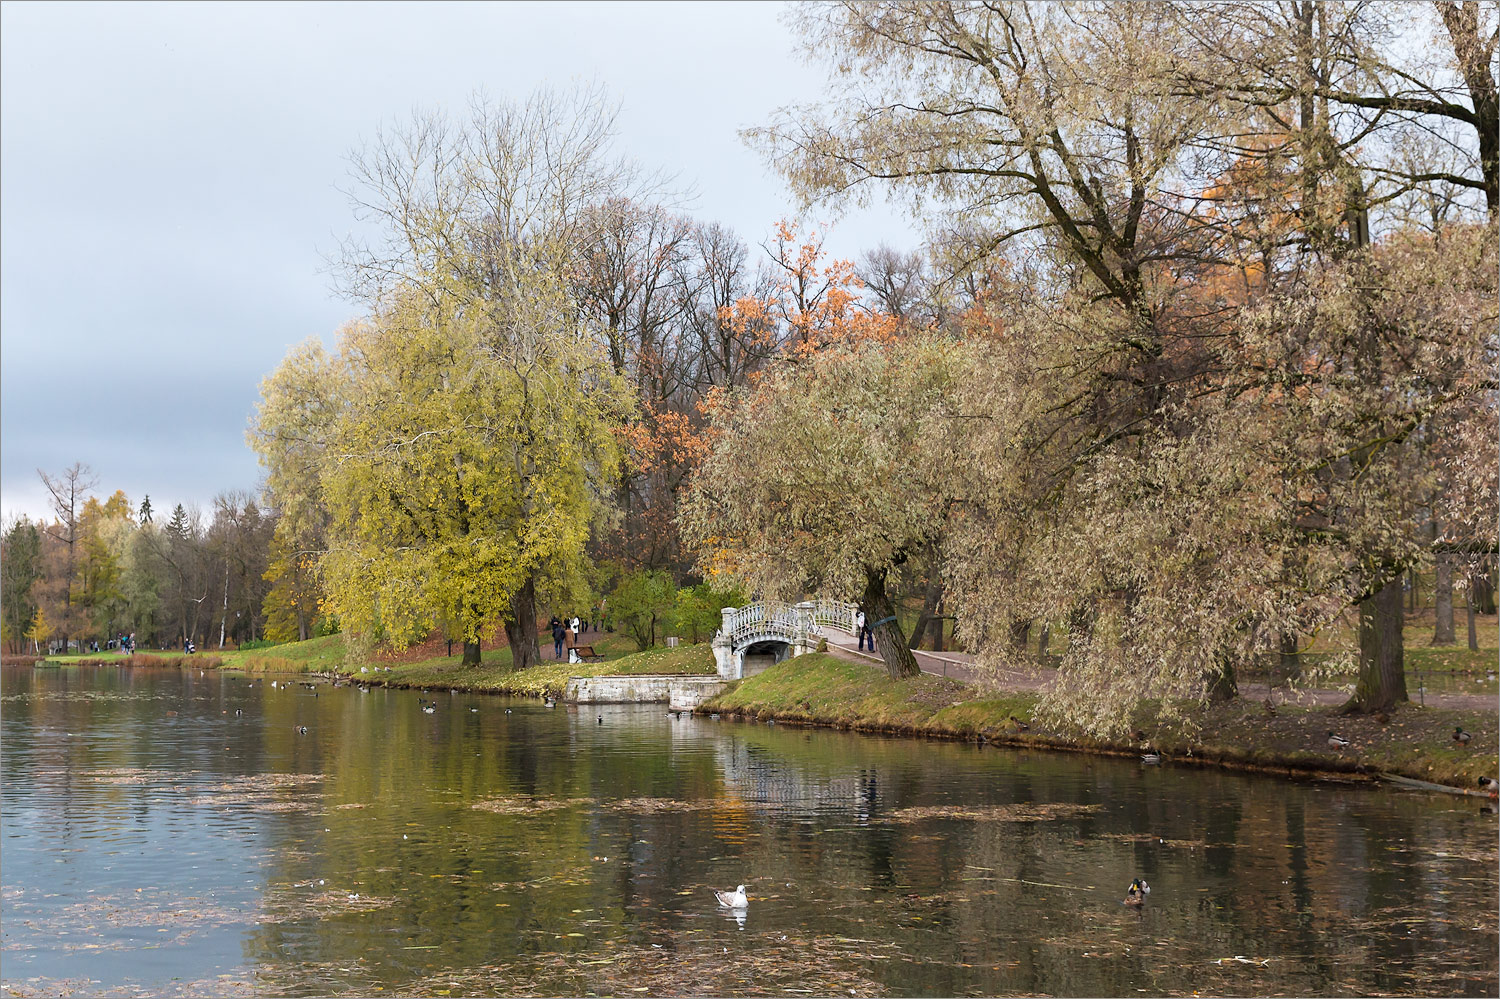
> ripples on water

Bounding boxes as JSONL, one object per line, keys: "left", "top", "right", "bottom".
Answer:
{"left": 2, "top": 664, "right": 1495, "bottom": 997}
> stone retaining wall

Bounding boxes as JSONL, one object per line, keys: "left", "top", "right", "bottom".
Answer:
{"left": 564, "top": 674, "right": 731, "bottom": 707}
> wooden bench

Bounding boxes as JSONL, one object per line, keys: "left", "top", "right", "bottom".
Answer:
{"left": 569, "top": 645, "right": 605, "bottom": 664}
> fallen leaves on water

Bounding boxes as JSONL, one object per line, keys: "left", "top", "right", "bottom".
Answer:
{"left": 258, "top": 889, "right": 398, "bottom": 920}
{"left": 603, "top": 797, "right": 721, "bottom": 813}
{"left": 472, "top": 795, "right": 592, "bottom": 815}
{"left": 875, "top": 802, "right": 1103, "bottom": 824}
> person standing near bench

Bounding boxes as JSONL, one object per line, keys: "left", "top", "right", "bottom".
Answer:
{"left": 552, "top": 620, "right": 566, "bottom": 660}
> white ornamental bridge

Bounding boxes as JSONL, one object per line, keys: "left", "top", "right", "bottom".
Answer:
{"left": 711, "top": 598, "right": 858, "bottom": 680}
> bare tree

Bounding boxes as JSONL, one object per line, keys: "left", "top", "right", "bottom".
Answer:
{"left": 37, "top": 463, "right": 97, "bottom": 653}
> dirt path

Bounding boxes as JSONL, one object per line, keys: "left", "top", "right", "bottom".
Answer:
{"left": 818, "top": 626, "right": 1497, "bottom": 712}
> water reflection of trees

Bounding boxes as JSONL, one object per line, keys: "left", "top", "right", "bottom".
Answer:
{"left": 32, "top": 683, "right": 1475, "bottom": 998}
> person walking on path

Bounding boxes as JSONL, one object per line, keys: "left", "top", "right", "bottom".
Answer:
{"left": 552, "top": 620, "right": 566, "bottom": 660}
{"left": 571, "top": 614, "right": 582, "bottom": 638}
{"left": 857, "top": 608, "right": 874, "bottom": 652}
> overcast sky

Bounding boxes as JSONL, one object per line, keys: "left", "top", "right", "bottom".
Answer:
{"left": 1, "top": 1, "right": 916, "bottom": 524}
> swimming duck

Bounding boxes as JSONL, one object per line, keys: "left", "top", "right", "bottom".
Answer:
{"left": 714, "top": 885, "right": 749, "bottom": 909}
{"left": 1478, "top": 776, "right": 1497, "bottom": 795}
{"left": 296, "top": 726, "right": 308, "bottom": 735}
{"left": 470, "top": 707, "right": 479, "bottom": 713}
{"left": 1326, "top": 731, "right": 1350, "bottom": 750}
{"left": 421, "top": 704, "right": 435, "bottom": 715}
{"left": 1453, "top": 726, "right": 1472, "bottom": 746}
{"left": 1141, "top": 751, "right": 1161, "bottom": 765}
{"left": 1123, "top": 878, "right": 1149, "bottom": 906}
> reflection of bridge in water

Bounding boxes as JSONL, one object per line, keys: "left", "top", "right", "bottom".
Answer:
{"left": 711, "top": 599, "right": 857, "bottom": 679}
{"left": 709, "top": 733, "right": 882, "bottom": 818}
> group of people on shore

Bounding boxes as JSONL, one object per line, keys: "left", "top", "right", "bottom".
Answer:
{"left": 549, "top": 615, "right": 591, "bottom": 659}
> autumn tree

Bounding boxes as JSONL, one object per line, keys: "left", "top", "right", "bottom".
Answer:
{"left": 252, "top": 337, "right": 339, "bottom": 642}
{"left": 681, "top": 334, "right": 961, "bottom": 680}
{"left": 37, "top": 462, "right": 97, "bottom": 652}
{"left": 752, "top": 0, "right": 1497, "bottom": 729}
{"left": 76, "top": 490, "right": 133, "bottom": 641}
{"left": 254, "top": 87, "right": 637, "bottom": 669}
{"left": 149, "top": 503, "right": 213, "bottom": 647}
{"left": 1165, "top": 0, "right": 1500, "bottom": 709}
{"left": 205, "top": 491, "right": 273, "bottom": 647}
{"left": 24, "top": 607, "right": 51, "bottom": 656}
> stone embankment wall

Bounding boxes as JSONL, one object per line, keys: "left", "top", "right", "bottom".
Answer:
{"left": 565, "top": 674, "right": 731, "bottom": 708}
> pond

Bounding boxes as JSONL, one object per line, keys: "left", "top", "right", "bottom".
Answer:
{"left": 2, "top": 664, "right": 1495, "bottom": 997}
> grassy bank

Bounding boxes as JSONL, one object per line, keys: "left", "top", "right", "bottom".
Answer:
{"left": 30, "top": 633, "right": 716, "bottom": 699}
{"left": 341, "top": 641, "right": 716, "bottom": 698}
{"left": 704, "top": 655, "right": 1498, "bottom": 790}
{"left": 51, "top": 634, "right": 713, "bottom": 699}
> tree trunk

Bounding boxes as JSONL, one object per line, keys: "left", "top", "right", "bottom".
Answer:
{"left": 1432, "top": 554, "right": 1455, "bottom": 645}
{"left": 1467, "top": 571, "right": 1480, "bottom": 652}
{"left": 1208, "top": 651, "right": 1237, "bottom": 701}
{"left": 1475, "top": 568, "right": 1497, "bottom": 615}
{"left": 1008, "top": 617, "right": 1031, "bottom": 655}
{"left": 462, "top": 640, "right": 481, "bottom": 667}
{"left": 1438, "top": 0, "right": 1500, "bottom": 216}
{"left": 862, "top": 565, "right": 920, "bottom": 680}
{"left": 219, "top": 562, "right": 230, "bottom": 649}
{"left": 294, "top": 562, "right": 308, "bottom": 642}
{"left": 908, "top": 574, "right": 943, "bottom": 651}
{"left": 1406, "top": 569, "right": 1418, "bottom": 613}
{"left": 503, "top": 575, "right": 541, "bottom": 672}
{"left": 1342, "top": 574, "right": 1407, "bottom": 713}
{"left": 1277, "top": 631, "right": 1301, "bottom": 686}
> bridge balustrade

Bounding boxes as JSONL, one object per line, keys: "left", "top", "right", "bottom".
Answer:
{"left": 713, "top": 597, "right": 859, "bottom": 680}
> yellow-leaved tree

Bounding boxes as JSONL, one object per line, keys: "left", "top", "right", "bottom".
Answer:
{"left": 253, "top": 87, "right": 637, "bottom": 668}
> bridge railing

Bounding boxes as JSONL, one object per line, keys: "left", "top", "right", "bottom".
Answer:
{"left": 811, "top": 598, "right": 857, "bottom": 635}
{"left": 717, "top": 598, "right": 858, "bottom": 647}
{"left": 721, "top": 601, "right": 801, "bottom": 643}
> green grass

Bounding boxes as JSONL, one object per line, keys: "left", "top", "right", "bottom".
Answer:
{"left": 1401, "top": 645, "right": 1497, "bottom": 674}
{"left": 358, "top": 641, "right": 715, "bottom": 697}
{"left": 202, "top": 631, "right": 715, "bottom": 697}
{"left": 707, "top": 654, "right": 1039, "bottom": 737}
{"left": 220, "top": 634, "right": 348, "bottom": 673}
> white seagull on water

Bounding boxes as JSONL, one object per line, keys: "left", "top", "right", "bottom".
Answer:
{"left": 714, "top": 884, "right": 749, "bottom": 909}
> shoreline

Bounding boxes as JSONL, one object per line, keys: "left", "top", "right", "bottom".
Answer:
{"left": 12, "top": 648, "right": 1496, "bottom": 797}
{"left": 698, "top": 703, "right": 1497, "bottom": 795}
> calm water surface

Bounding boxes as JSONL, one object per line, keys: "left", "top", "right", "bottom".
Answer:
{"left": 2, "top": 664, "right": 1495, "bottom": 997}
